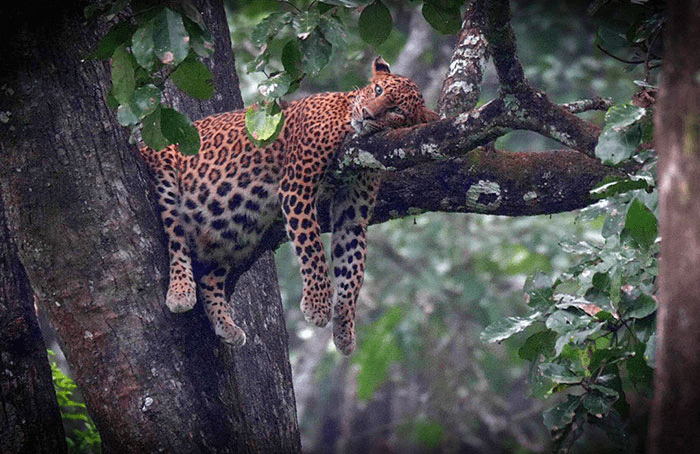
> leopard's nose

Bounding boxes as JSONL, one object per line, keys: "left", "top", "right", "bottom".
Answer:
{"left": 361, "top": 107, "right": 375, "bottom": 121}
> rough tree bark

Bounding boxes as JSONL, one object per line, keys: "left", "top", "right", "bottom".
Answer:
{"left": 0, "top": 2, "right": 299, "bottom": 453}
{"left": 649, "top": 0, "right": 700, "bottom": 452}
{"left": 0, "top": 189, "right": 67, "bottom": 454}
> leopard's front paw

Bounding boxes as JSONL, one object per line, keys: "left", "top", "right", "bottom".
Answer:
{"left": 166, "top": 285, "right": 197, "bottom": 313}
{"left": 300, "top": 296, "right": 332, "bottom": 327}
{"left": 215, "top": 320, "right": 247, "bottom": 348}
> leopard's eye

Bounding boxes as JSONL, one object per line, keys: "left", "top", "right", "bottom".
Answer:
{"left": 388, "top": 106, "right": 403, "bottom": 115}
{"left": 374, "top": 85, "right": 383, "bottom": 97}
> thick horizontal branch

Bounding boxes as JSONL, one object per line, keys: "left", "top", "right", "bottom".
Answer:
{"left": 371, "top": 148, "right": 621, "bottom": 221}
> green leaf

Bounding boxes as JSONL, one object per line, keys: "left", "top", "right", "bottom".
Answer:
{"left": 142, "top": 107, "right": 170, "bottom": 151}
{"left": 590, "top": 347, "right": 625, "bottom": 372}
{"left": 171, "top": 58, "right": 214, "bottom": 100}
{"left": 582, "top": 390, "right": 617, "bottom": 417}
{"left": 131, "top": 19, "right": 157, "bottom": 70}
{"left": 545, "top": 310, "right": 581, "bottom": 334}
{"left": 358, "top": 1, "right": 393, "bottom": 46}
{"left": 297, "top": 9, "right": 321, "bottom": 36}
{"left": 152, "top": 8, "right": 190, "bottom": 66}
{"left": 245, "top": 104, "right": 284, "bottom": 147}
{"left": 257, "top": 72, "right": 293, "bottom": 99}
{"left": 160, "top": 107, "right": 200, "bottom": 155}
{"left": 591, "top": 175, "right": 655, "bottom": 199}
{"left": 116, "top": 104, "right": 139, "bottom": 126}
{"left": 519, "top": 329, "right": 556, "bottom": 361}
{"left": 627, "top": 343, "right": 654, "bottom": 394}
{"left": 621, "top": 198, "right": 658, "bottom": 249}
{"left": 644, "top": 334, "right": 656, "bottom": 368}
{"left": 281, "top": 39, "right": 303, "bottom": 80}
{"left": 592, "top": 271, "right": 611, "bottom": 292}
{"left": 602, "top": 209, "right": 626, "bottom": 238}
{"left": 421, "top": 2, "right": 462, "bottom": 35}
{"left": 411, "top": 419, "right": 446, "bottom": 450}
{"left": 524, "top": 272, "right": 555, "bottom": 310}
{"left": 595, "top": 25, "right": 630, "bottom": 54}
{"left": 543, "top": 394, "right": 580, "bottom": 432}
{"left": 604, "top": 104, "right": 646, "bottom": 131}
{"left": 621, "top": 293, "right": 657, "bottom": 319}
{"left": 539, "top": 363, "right": 582, "bottom": 385}
{"left": 299, "top": 28, "right": 332, "bottom": 75}
{"left": 92, "top": 21, "right": 136, "bottom": 60}
{"left": 131, "top": 84, "right": 161, "bottom": 118}
{"left": 111, "top": 45, "right": 136, "bottom": 105}
{"left": 595, "top": 128, "right": 637, "bottom": 164}
{"left": 251, "top": 12, "right": 292, "bottom": 46}
{"left": 595, "top": 311, "right": 617, "bottom": 323}
{"left": 320, "top": 0, "right": 364, "bottom": 7}
{"left": 481, "top": 312, "right": 541, "bottom": 343}
{"left": 182, "top": 15, "right": 215, "bottom": 58}
{"left": 318, "top": 15, "right": 347, "bottom": 48}
{"left": 595, "top": 104, "right": 646, "bottom": 164}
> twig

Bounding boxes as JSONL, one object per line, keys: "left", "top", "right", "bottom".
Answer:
{"left": 561, "top": 98, "right": 614, "bottom": 114}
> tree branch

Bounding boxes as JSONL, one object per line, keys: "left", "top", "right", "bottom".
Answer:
{"left": 437, "top": 0, "right": 489, "bottom": 116}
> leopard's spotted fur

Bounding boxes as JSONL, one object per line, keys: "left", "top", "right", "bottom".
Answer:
{"left": 139, "top": 57, "right": 436, "bottom": 354}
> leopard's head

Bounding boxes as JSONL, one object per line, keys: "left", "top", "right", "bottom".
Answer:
{"left": 351, "top": 57, "right": 438, "bottom": 136}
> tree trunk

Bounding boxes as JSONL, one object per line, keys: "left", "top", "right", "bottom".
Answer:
{"left": 0, "top": 2, "right": 300, "bottom": 453}
{"left": 649, "top": 1, "right": 700, "bottom": 452}
{"left": 0, "top": 188, "right": 67, "bottom": 454}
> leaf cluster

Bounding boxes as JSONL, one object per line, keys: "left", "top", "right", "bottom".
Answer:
{"left": 590, "top": 0, "right": 665, "bottom": 76}
{"left": 482, "top": 102, "right": 658, "bottom": 452}
{"left": 594, "top": 103, "right": 653, "bottom": 165}
{"left": 89, "top": 1, "right": 217, "bottom": 154}
{"left": 48, "top": 350, "right": 102, "bottom": 454}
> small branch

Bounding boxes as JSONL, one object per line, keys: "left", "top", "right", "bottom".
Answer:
{"left": 500, "top": 90, "right": 602, "bottom": 158}
{"left": 561, "top": 97, "right": 613, "bottom": 114}
{"left": 485, "top": 0, "right": 527, "bottom": 92}
{"left": 337, "top": 99, "right": 510, "bottom": 173}
{"left": 437, "top": 0, "right": 490, "bottom": 117}
{"left": 596, "top": 44, "right": 645, "bottom": 65}
{"left": 478, "top": 0, "right": 603, "bottom": 157}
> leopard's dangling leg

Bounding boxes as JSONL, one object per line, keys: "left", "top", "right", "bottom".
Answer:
{"left": 140, "top": 145, "right": 197, "bottom": 313}
{"left": 330, "top": 171, "right": 382, "bottom": 355}
{"left": 278, "top": 158, "right": 334, "bottom": 329}
{"left": 199, "top": 265, "right": 247, "bottom": 347}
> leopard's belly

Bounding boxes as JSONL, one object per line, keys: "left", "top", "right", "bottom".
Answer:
{"left": 178, "top": 142, "right": 283, "bottom": 266}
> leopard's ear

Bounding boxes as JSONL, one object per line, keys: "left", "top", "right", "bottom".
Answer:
{"left": 373, "top": 56, "right": 391, "bottom": 76}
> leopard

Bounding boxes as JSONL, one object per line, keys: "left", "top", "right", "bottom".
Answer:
{"left": 139, "top": 57, "right": 437, "bottom": 355}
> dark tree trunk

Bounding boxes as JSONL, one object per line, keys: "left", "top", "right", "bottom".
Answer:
{"left": 0, "top": 2, "right": 300, "bottom": 453}
{"left": 649, "top": 1, "right": 700, "bottom": 452}
{"left": 0, "top": 188, "right": 67, "bottom": 454}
